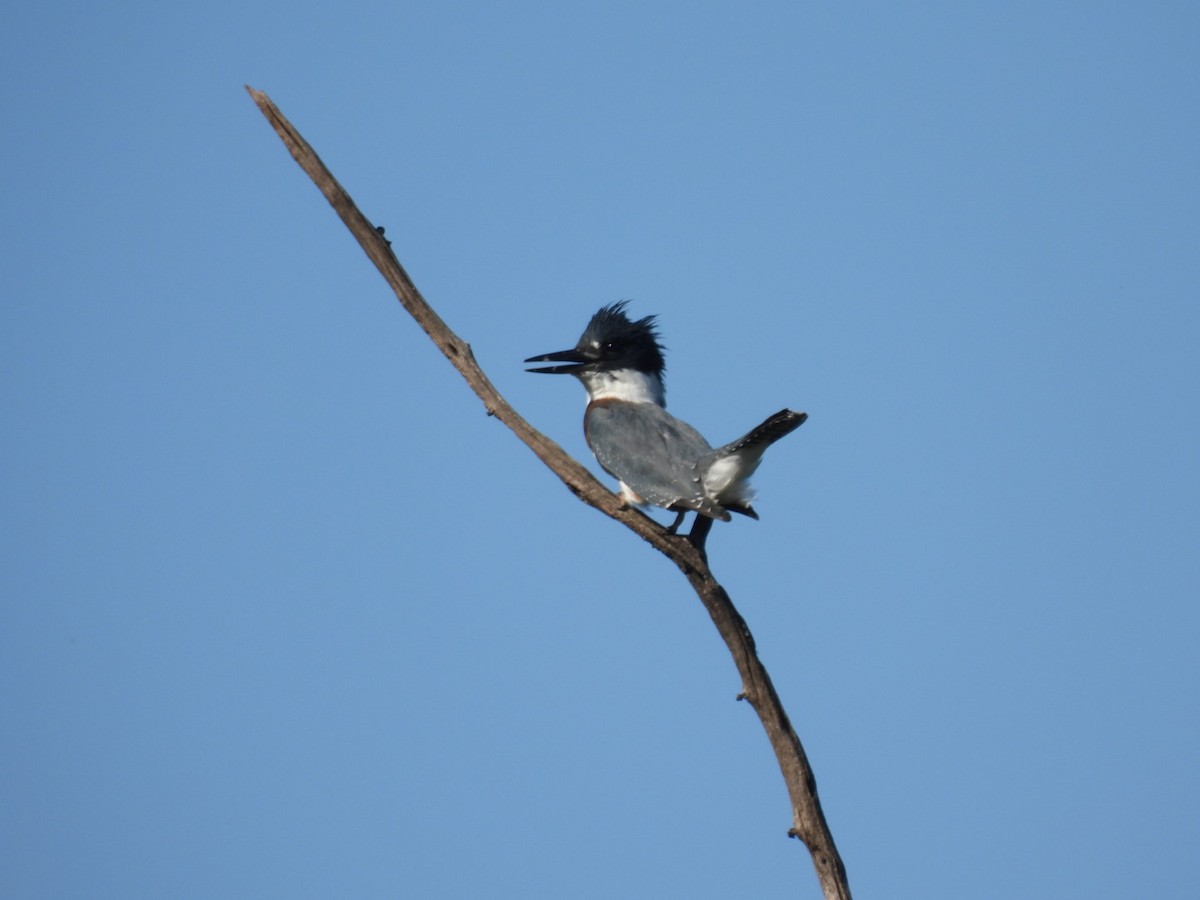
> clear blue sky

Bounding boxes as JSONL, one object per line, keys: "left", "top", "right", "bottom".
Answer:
{"left": 4, "top": 3, "right": 1198, "bottom": 898}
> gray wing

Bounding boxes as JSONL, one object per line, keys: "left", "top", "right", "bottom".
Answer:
{"left": 586, "top": 403, "right": 730, "bottom": 519}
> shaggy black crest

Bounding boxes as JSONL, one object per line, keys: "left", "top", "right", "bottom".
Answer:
{"left": 578, "top": 301, "right": 667, "bottom": 377}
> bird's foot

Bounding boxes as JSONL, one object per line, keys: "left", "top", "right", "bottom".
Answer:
{"left": 665, "top": 511, "right": 687, "bottom": 534}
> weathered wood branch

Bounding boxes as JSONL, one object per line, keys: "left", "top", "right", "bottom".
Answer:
{"left": 246, "top": 85, "right": 851, "bottom": 900}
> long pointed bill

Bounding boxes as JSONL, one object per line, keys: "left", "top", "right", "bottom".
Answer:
{"left": 524, "top": 347, "right": 592, "bottom": 375}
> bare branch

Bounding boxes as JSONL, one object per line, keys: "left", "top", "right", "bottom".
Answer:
{"left": 246, "top": 86, "right": 851, "bottom": 900}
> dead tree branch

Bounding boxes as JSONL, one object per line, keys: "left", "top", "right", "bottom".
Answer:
{"left": 245, "top": 86, "right": 851, "bottom": 900}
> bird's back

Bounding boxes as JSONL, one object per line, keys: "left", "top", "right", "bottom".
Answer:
{"left": 585, "top": 401, "right": 725, "bottom": 517}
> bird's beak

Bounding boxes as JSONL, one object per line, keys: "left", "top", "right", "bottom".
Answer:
{"left": 524, "top": 347, "right": 593, "bottom": 375}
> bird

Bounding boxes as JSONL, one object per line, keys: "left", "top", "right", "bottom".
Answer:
{"left": 525, "top": 301, "right": 806, "bottom": 549}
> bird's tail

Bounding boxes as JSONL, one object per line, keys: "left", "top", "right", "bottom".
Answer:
{"left": 698, "top": 409, "right": 807, "bottom": 520}
{"left": 722, "top": 409, "right": 807, "bottom": 455}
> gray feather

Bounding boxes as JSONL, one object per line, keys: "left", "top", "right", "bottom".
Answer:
{"left": 585, "top": 403, "right": 730, "bottom": 520}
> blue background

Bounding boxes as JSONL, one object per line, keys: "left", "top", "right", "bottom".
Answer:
{"left": 4, "top": 3, "right": 1198, "bottom": 898}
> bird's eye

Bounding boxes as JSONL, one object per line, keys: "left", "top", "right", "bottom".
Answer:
{"left": 603, "top": 341, "right": 619, "bottom": 352}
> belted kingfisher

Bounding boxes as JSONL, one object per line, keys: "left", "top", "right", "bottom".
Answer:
{"left": 525, "top": 302, "right": 806, "bottom": 547}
